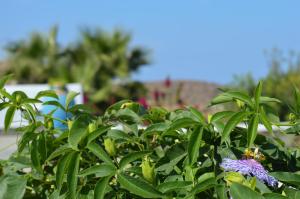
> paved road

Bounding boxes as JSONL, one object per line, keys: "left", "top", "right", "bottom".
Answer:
{"left": 0, "top": 135, "right": 18, "bottom": 159}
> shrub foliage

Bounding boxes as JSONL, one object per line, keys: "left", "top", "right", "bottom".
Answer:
{"left": 1, "top": 75, "right": 300, "bottom": 198}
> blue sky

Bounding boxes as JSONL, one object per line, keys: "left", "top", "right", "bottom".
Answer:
{"left": 1, "top": 1, "right": 300, "bottom": 84}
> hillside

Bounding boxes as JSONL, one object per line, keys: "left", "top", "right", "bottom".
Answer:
{"left": 144, "top": 80, "right": 222, "bottom": 113}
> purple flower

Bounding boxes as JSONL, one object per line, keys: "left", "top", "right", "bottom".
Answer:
{"left": 220, "top": 158, "right": 278, "bottom": 187}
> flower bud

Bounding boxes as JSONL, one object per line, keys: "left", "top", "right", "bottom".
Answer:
{"left": 236, "top": 99, "right": 244, "bottom": 108}
{"left": 16, "top": 93, "right": 22, "bottom": 104}
{"left": 121, "top": 102, "right": 139, "bottom": 112}
{"left": 104, "top": 138, "right": 116, "bottom": 156}
{"left": 121, "top": 102, "right": 133, "bottom": 109}
{"left": 207, "top": 114, "right": 212, "bottom": 123}
{"left": 67, "top": 120, "right": 74, "bottom": 130}
{"left": 88, "top": 123, "right": 96, "bottom": 133}
{"left": 289, "top": 113, "right": 296, "bottom": 123}
{"left": 44, "top": 117, "right": 54, "bottom": 129}
{"left": 141, "top": 157, "right": 155, "bottom": 183}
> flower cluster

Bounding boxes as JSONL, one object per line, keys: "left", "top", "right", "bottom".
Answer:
{"left": 220, "top": 158, "right": 278, "bottom": 187}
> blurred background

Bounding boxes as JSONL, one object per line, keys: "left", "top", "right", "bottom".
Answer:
{"left": 1, "top": 0, "right": 300, "bottom": 119}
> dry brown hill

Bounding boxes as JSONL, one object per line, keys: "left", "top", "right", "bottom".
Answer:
{"left": 144, "top": 80, "right": 222, "bottom": 113}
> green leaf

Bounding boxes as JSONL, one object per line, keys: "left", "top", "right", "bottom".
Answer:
{"left": 0, "top": 89, "right": 13, "bottom": 101}
{"left": 143, "top": 123, "right": 169, "bottom": 136}
{"left": 68, "top": 119, "right": 89, "bottom": 150}
{"left": 42, "top": 100, "right": 65, "bottom": 111}
{"left": 87, "top": 142, "right": 114, "bottom": 165}
{"left": 107, "top": 129, "right": 131, "bottom": 141}
{"left": 66, "top": 91, "right": 78, "bottom": 110}
{"left": 18, "top": 130, "right": 37, "bottom": 153}
{"left": 78, "top": 164, "right": 116, "bottom": 177}
{"left": 48, "top": 190, "right": 60, "bottom": 199}
{"left": 225, "top": 91, "right": 254, "bottom": 107}
{"left": 254, "top": 81, "right": 262, "bottom": 109}
{"left": 47, "top": 144, "right": 73, "bottom": 161}
{"left": 37, "top": 133, "right": 47, "bottom": 163}
{"left": 270, "top": 172, "right": 300, "bottom": 186}
{"left": 210, "top": 111, "right": 235, "bottom": 123}
{"left": 106, "top": 100, "right": 131, "bottom": 113}
{"left": 259, "top": 96, "right": 281, "bottom": 104}
{"left": 35, "top": 90, "right": 58, "bottom": 99}
{"left": 68, "top": 104, "right": 92, "bottom": 113}
{"left": 215, "top": 184, "right": 227, "bottom": 199}
{"left": 247, "top": 114, "right": 259, "bottom": 147}
{"left": 186, "top": 177, "right": 215, "bottom": 197}
{"left": 221, "top": 111, "right": 248, "bottom": 144}
{"left": 188, "top": 126, "right": 203, "bottom": 165}
{"left": 256, "top": 180, "right": 272, "bottom": 194}
{"left": 22, "top": 98, "right": 42, "bottom": 104}
{"left": 22, "top": 103, "right": 36, "bottom": 122}
{"left": 119, "top": 151, "right": 152, "bottom": 169}
{"left": 117, "top": 173, "right": 164, "bottom": 198}
{"left": 210, "top": 94, "right": 233, "bottom": 105}
{"left": 285, "top": 124, "right": 300, "bottom": 135}
{"left": 116, "top": 108, "right": 141, "bottom": 123}
{"left": 263, "top": 193, "right": 288, "bottom": 199}
{"left": 157, "top": 181, "right": 192, "bottom": 193}
{"left": 230, "top": 183, "right": 264, "bottom": 199}
{"left": 0, "top": 74, "right": 13, "bottom": 89}
{"left": 4, "top": 106, "right": 16, "bottom": 132}
{"left": 224, "top": 172, "right": 245, "bottom": 185}
{"left": 0, "top": 174, "right": 27, "bottom": 199}
{"left": 211, "top": 90, "right": 254, "bottom": 106}
{"left": 156, "top": 153, "right": 187, "bottom": 174}
{"left": 198, "top": 172, "right": 215, "bottom": 183}
{"left": 283, "top": 187, "right": 300, "bottom": 199}
{"left": 30, "top": 139, "right": 42, "bottom": 173}
{"left": 293, "top": 86, "right": 300, "bottom": 113}
{"left": 259, "top": 107, "right": 274, "bottom": 136}
{"left": 94, "top": 176, "right": 111, "bottom": 199}
{"left": 188, "top": 106, "right": 207, "bottom": 125}
{"left": 67, "top": 152, "right": 80, "bottom": 199}
{"left": 163, "top": 118, "right": 198, "bottom": 137}
{"left": 0, "top": 102, "right": 10, "bottom": 111}
{"left": 87, "top": 126, "right": 111, "bottom": 144}
{"left": 56, "top": 153, "right": 72, "bottom": 191}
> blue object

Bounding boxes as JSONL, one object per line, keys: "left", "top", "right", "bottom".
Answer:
{"left": 41, "top": 94, "right": 75, "bottom": 130}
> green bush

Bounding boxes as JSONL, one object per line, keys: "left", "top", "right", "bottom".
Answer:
{"left": 1, "top": 75, "right": 300, "bottom": 199}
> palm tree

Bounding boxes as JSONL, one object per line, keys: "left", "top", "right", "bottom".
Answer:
{"left": 2, "top": 26, "right": 149, "bottom": 111}
{"left": 4, "top": 26, "right": 63, "bottom": 83}
{"left": 64, "top": 28, "right": 149, "bottom": 105}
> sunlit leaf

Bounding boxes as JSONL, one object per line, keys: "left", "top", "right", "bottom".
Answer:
{"left": 87, "top": 142, "right": 114, "bottom": 165}
{"left": 0, "top": 74, "right": 13, "bottom": 89}
{"left": 188, "top": 126, "right": 203, "bottom": 165}
{"left": 35, "top": 90, "right": 58, "bottom": 99}
{"left": 67, "top": 152, "right": 80, "bottom": 199}
{"left": 56, "top": 153, "right": 72, "bottom": 191}
{"left": 247, "top": 114, "right": 259, "bottom": 147}
{"left": 117, "top": 173, "right": 164, "bottom": 198}
{"left": 221, "top": 111, "right": 248, "bottom": 144}
{"left": 4, "top": 106, "right": 16, "bottom": 132}
{"left": 210, "top": 111, "right": 235, "bottom": 123}
{"left": 94, "top": 176, "right": 111, "bottom": 199}
{"left": 78, "top": 164, "right": 116, "bottom": 177}
{"left": 157, "top": 181, "right": 192, "bottom": 193}
{"left": 66, "top": 91, "right": 78, "bottom": 110}
{"left": 230, "top": 183, "right": 263, "bottom": 199}
{"left": 119, "top": 151, "right": 152, "bottom": 170}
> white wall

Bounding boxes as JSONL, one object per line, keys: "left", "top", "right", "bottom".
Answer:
{"left": 0, "top": 83, "right": 83, "bottom": 129}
